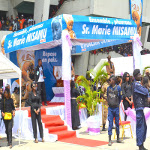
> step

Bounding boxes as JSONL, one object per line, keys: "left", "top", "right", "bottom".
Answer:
{"left": 52, "top": 130, "right": 76, "bottom": 140}
{"left": 28, "top": 108, "right": 47, "bottom": 117}
{"left": 41, "top": 108, "right": 46, "bottom": 115}
{"left": 48, "top": 126, "right": 68, "bottom": 133}
{"left": 44, "top": 120, "right": 64, "bottom": 127}
{"left": 41, "top": 115, "right": 61, "bottom": 122}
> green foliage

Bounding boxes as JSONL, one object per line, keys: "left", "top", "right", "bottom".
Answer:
{"left": 76, "top": 61, "right": 109, "bottom": 116}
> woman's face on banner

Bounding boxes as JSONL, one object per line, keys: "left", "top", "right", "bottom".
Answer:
{"left": 52, "top": 20, "right": 62, "bottom": 40}
{"left": 132, "top": 11, "right": 140, "bottom": 29}
{"left": 1, "top": 38, "right": 5, "bottom": 54}
{"left": 67, "top": 20, "right": 73, "bottom": 31}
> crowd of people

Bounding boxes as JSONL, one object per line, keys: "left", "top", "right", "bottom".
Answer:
{"left": 0, "top": 15, "right": 35, "bottom": 32}
{"left": 90, "top": 43, "right": 150, "bottom": 57}
{"left": 0, "top": 58, "right": 47, "bottom": 148}
{"left": 97, "top": 56, "right": 150, "bottom": 149}
{"left": 0, "top": 54, "right": 150, "bottom": 149}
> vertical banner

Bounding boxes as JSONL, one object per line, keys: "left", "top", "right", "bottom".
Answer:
{"left": 130, "top": 0, "right": 143, "bottom": 37}
{"left": 130, "top": 0, "right": 143, "bottom": 71}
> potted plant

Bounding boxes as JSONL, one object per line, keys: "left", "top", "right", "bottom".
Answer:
{"left": 76, "top": 62, "right": 109, "bottom": 135}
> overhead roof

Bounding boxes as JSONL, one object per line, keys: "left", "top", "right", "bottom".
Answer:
{"left": 0, "top": 53, "right": 21, "bottom": 79}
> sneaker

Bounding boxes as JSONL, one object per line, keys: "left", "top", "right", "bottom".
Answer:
{"left": 108, "top": 140, "right": 112, "bottom": 146}
{"left": 142, "top": 146, "right": 148, "bottom": 150}
{"left": 102, "top": 128, "right": 107, "bottom": 131}
{"left": 117, "top": 139, "right": 122, "bottom": 143}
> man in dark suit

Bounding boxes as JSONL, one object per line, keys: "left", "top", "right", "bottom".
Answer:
{"left": 34, "top": 59, "right": 47, "bottom": 106}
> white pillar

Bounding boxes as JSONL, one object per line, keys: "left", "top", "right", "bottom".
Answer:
{"left": 34, "top": 0, "right": 51, "bottom": 24}
{"left": 7, "top": 0, "right": 18, "bottom": 18}
{"left": 132, "top": 34, "right": 142, "bottom": 73}
{"left": 74, "top": 52, "right": 89, "bottom": 77}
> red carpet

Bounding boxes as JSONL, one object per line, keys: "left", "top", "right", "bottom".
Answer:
{"left": 41, "top": 113, "right": 76, "bottom": 140}
{"left": 27, "top": 105, "right": 77, "bottom": 140}
{"left": 60, "top": 137, "right": 108, "bottom": 147}
{"left": 26, "top": 102, "right": 108, "bottom": 147}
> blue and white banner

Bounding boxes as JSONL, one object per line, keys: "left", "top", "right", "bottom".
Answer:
{"left": 4, "top": 14, "right": 137, "bottom": 54}
{"left": 62, "top": 14, "right": 137, "bottom": 54}
{"left": 62, "top": 14, "right": 137, "bottom": 40}
{"left": 72, "top": 40, "right": 129, "bottom": 54}
{"left": 4, "top": 15, "right": 62, "bottom": 53}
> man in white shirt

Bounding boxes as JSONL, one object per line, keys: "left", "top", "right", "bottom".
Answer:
{"left": 34, "top": 59, "right": 47, "bottom": 106}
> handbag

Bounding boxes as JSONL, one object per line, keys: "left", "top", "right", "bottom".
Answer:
{"left": 4, "top": 99, "right": 12, "bottom": 120}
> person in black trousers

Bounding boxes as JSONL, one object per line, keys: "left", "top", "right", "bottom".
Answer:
{"left": 0, "top": 87, "right": 4, "bottom": 110}
{"left": 28, "top": 82, "right": 44, "bottom": 143}
{"left": 34, "top": 59, "right": 47, "bottom": 106}
{"left": 121, "top": 72, "right": 133, "bottom": 121}
{"left": 1, "top": 88, "right": 15, "bottom": 149}
{"left": 71, "top": 81, "right": 80, "bottom": 130}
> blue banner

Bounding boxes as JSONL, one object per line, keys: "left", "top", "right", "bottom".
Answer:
{"left": 35, "top": 46, "right": 62, "bottom": 100}
{"left": 130, "top": 0, "right": 143, "bottom": 37}
{"left": 62, "top": 14, "right": 137, "bottom": 40}
{"left": 4, "top": 15, "right": 62, "bottom": 53}
{"left": 4, "top": 14, "right": 137, "bottom": 54}
{"left": 10, "top": 46, "right": 62, "bottom": 101}
{"left": 72, "top": 40, "right": 129, "bottom": 54}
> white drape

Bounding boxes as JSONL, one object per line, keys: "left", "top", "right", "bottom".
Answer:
{"left": 132, "top": 34, "right": 142, "bottom": 72}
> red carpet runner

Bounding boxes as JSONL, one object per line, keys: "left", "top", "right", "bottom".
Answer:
{"left": 28, "top": 104, "right": 108, "bottom": 147}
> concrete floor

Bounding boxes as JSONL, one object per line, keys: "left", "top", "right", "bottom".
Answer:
{"left": 0, "top": 127, "right": 150, "bottom": 150}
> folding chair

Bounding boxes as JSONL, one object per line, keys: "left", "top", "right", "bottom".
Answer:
{"left": 114, "top": 115, "right": 133, "bottom": 140}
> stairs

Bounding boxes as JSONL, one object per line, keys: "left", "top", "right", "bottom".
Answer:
{"left": 28, "top": 107, "right": 76, "bottom": 141}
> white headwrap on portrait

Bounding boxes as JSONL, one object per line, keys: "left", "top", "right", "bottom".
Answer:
{"left": 63, "top": 14, "right": 73, "bottom": 23}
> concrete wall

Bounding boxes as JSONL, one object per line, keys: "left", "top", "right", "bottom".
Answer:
{"left": 56, "top": 0, "right": 150, "bottom": 24}
{"left": 141, "top": 26, "right": 148, "bottom": 47}
{"left": 142, "top": 0, "right": 150, "bottom": 23}
{"left": 92, "top": 0, "right": 130, "bottom": 19}
{"left": 88, "top": 51, "right": 122, "bottom": 71}
{"left": 7, "top": 0, "right": 18, "bottom": 18}
{"left": 74, "top": 51, "right": 123, "bottom": 76}
{"left": 141, "top": 26, "right": 150, "bottom": 49}
{"left": 0, "top": 31, "right": 13, "bottom": 49}
{"left": 74, "top": 52, "right": 89, "bottom": 76}
{"left": 56, "top": 0, "right": 91, "bottom": 16}
{"left": 34, "top": 0, "right": 51, "bottom": 23}
{"left": 0, "top": 0, "right": 9, "bottom": 11}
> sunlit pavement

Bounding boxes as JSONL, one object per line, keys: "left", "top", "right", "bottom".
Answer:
{"left": 0, "top": 127, "right": 150, "bottom": 150}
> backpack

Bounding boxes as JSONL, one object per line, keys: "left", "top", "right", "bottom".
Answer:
{"left": 107, "top": 85, "right": 119, "bottom": 107}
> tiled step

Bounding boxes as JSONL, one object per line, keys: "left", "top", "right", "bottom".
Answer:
{"left": 48, "top": 126, "right": 68, "bottom": 133}
{"left": 44, "top": 120, "right": 64, "bottom": 127}
{"left": 41, "top": 115, "right": 61, "bottom": 122}
{"left": 52, "top": 130, "right": 76, "bottom": 140}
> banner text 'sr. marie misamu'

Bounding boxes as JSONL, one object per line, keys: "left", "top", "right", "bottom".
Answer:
{"left": 4, "top": 15, "right": 137, "bottom": 53}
